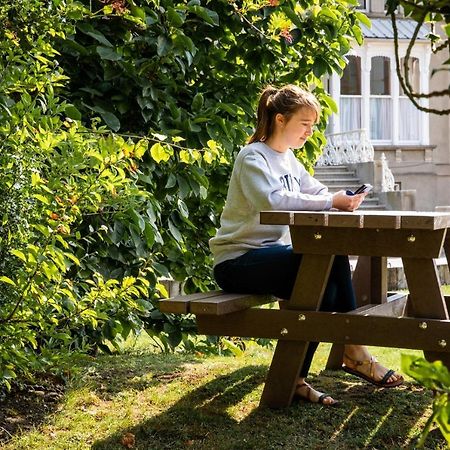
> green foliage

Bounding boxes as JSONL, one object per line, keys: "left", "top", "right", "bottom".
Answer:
{"left": 402, "top": 354, "right": 450, "bottom": 447}
{"left": 0, "top": 0, "right": 368, "bottom": 389}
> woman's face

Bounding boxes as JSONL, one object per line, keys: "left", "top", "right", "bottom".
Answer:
{"left": 278, "top": 107, "right": 317, "bottom": 149}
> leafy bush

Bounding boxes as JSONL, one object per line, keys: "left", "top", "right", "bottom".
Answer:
{"left": 0, "top": 0, "right": 368, "bottom": 388}
{"left": 402, "top": 355, "right": 450, "bottom": 447}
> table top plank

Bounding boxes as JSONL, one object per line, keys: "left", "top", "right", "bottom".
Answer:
{"left": 260, "top": 210, "right": 450, "bottom": 230}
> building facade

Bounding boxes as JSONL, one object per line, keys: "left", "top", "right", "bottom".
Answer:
{"left": 325, "top": 0, "right": 450, "bottom": 210}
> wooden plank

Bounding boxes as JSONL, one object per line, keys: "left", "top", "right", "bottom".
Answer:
{"left": 190, "top": 293, "right": 275, "bottom": 315}
{"left": 401, "top": 213, "right": 450, "bottom": 230}
{"left": 261, "top": 211, "right": 450, "bottom": 229}
{"left": 289, "top": 227, "right": 445, "bottom": 259}
{"left": 327, "top": 212, "right": 363, "bottom": 228}
{"left": 349, "top": 295, "right": 408, "bottom": 317}
{"left": 260, "top": 211, "right": 294, "bottom": 225}
{"left": 196, "top": 309, "right": 450, "bottom": 352}
{"left": 158, "top": 290, "right": 223, "bottom": 314}
{"left": 363, "top": 213, "right": 401, "bottom": 229}
{"left": 293, "top": 212, "right": 328, "bottom": 226}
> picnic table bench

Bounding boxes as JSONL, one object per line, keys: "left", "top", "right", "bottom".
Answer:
{"left": 159, "top": 210, "right": 450, "bottom": 409}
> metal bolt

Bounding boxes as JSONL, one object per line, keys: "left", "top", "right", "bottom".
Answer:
{"left": 314, "top": 232, "right": 322, "bottom": 240}
{"left": 419, "top": 322, "right": 428, "bottom": 330}
{"left": 407, "top": 234, "right": 416, "bottom": 242}
{"left": 345, "top": 335, "right": 350, "bottom": 340}
{"left": 280, "top": 328, "right": 288, "bottom": 336}
{"left": 298, "top": 314, "right": 306, "bottom": 321}
{"left": 438, "top": 339, "right": 447, "bottom": 348}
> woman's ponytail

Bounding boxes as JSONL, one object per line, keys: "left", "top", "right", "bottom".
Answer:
{"left": 248, "top": 86, "right": 278, "bottom": 144}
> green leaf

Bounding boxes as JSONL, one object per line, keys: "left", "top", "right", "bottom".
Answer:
{"left": 0, "top": 276, "right": 16, "bottom": 286}
{"left": 65, "top": 104, "right": 82, "bottom": 120}
{"left": 11, "top": 249, "right": 27, "bottom": 262}
{"left": 157, "top": 35, "right": 171, "bottom": 56}
{"left": 188, "top": 5, "right": 219, "bottom": 26}
{"left": 150, "top": 143, "right": 170, "bottom": 163}
{"left": 167, "top": 7, "right": 184, "bottom": 27}
{"left": 192, "top": 93, "right": 204, "bottom": 112}
{"left": 168, "top": 219, "right": 183, "bottom": 242}
{"left": 77, "top": 23, "right": 113, "bottom": 47}
{"left": 100, "top": 111, "right": 121, "bottom": 131}
{"left": 96, "top": 46, "right": 122, "bottom": 61}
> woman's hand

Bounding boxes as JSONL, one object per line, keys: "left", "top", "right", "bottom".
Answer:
{"left": 332, "top": 190, "right": 366, "bottom": 212}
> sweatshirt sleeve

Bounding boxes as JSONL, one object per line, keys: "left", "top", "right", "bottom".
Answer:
{"left": 238, "top": 153, "right": 333, "bottom": 211}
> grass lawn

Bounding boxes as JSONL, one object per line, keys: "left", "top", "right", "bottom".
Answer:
{"left": 1, "top": 332, "right": 448, "bottom": 450}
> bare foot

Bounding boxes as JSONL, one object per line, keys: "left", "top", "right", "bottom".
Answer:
{"left": 295, "top": 382, "right": 339, "bottom": 406}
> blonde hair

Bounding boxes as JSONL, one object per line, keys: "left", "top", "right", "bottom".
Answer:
{"left": 248, "top": 85, "right": 321, "bottom": 144}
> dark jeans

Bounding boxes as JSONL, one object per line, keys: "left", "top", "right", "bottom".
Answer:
{"left": 214, "top": 245, "right": 356, "bottom": 377}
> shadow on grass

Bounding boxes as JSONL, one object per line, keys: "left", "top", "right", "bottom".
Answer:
{"left": 74, "top": 351, "right": 203, "bottom": 400}
{"left": 91, "top": 363, "right": 446, "bottom": 450}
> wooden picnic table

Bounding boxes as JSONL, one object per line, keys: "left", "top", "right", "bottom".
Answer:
{"left": 196, "top": 210, "right": 450, "bottom": 408}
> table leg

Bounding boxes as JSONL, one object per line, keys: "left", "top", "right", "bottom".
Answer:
{"left": 260, "top": 254, "right": 334, "bottom": 408}
{"left": 402, "top": 257, "right": 450, "bottom": 366}
{"left": 326, "top": 255, "right": 388, "bottom": 369}
{"left": 352, "top": 256, "right": 388, "bottom": 306}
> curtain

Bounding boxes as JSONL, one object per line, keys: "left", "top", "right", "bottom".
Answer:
{"left": 399, "top": 98, "right": 420, "bottom": 141}
{"left": 340, "top": 97, "right": 361, "bottom": 132}
{"left": 370, "top": 97, "right": 391, "bottom": 140}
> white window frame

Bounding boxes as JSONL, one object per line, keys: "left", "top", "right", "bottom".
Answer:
{"left": 328, "top": 41, "right": 430, "bottom": 146}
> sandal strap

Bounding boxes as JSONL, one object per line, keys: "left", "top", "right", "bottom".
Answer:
{"left": 344, "top": 353, "right": 378, "bottom": 366}
{"left": 380, "top": 369, "right": 395, "bottom": 385}
{"left": 296, "top": 383, "right": 312, "bottom": 402}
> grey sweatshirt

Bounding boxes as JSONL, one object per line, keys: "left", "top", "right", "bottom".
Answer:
{"left": 209, "top": 142, "right": 333, "bottom": 266}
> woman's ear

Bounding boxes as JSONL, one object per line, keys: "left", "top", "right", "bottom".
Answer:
{"left": 274, "top": 113, "right": 285, "bottom": 128}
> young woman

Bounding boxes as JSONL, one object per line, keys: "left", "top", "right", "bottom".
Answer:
{"left": 209, "top": 84, "right": 403, "bottom": 406}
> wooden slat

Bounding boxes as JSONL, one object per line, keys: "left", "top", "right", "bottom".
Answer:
{"left": 158, "top": 290, "right": 223, "bottom": 314}
{"left": 293, "top": 212, "right": 328, "bottom": 226}
{"left": 261, "top": 210, "right": 450, "bottom": 230}
{"left": 363, "top": 213, "right": 401, "bottom": 229}
{"left": 289, "top": 227, "right": 445, "bottom": 259}
{"left": 349, "top": 295, "right": 408, "bottom": 317}
{"left": 327, "top": 212, "right": 363, "bottom": 228}
{"left": 401, "top": 213, "right": 450, "bottom": 230}
{"left": 196, "top": 308, "right": 450, "bottom": 352}
{"left": 190, "top": 293, "right": 275, "bottom": 315}
{"left": 260, "top": 211, "right": 294, "bottom": 225}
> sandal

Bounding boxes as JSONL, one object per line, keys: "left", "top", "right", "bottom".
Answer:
{"left": 294, "top": 383, "right": 339, "bottom": 406}
{"left": 342, "top": 354, "right": 404, "bottom": 388}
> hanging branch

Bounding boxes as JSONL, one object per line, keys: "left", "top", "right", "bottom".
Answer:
{"left": 390, "top": 0, "right": 450, "bottom": 115}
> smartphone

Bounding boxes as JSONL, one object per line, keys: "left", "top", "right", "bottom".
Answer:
{"left": 346, "top": 183, "right": 373, "bottom": 196}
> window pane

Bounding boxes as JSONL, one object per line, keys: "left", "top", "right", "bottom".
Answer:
{"left": 370, "top": 56, "right": 390, "bottom": 95}
{"left": 340, "top": 97, "right": 361, "bottom": 132}
{"left": 370, "top": 98, "right": 392, "bottom": 140}
{"left": 341, "top": 56, "right": 361, "bottom": 95}
{"left": 399, "top": 98, "right": 420, "bottom": 141}
{"left": 399, "top": 57, "right": 420, "bottom": 95}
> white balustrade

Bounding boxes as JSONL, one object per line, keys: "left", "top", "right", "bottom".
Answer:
{"left": 317, "top": 129, "right": 374, "bottom": 166}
